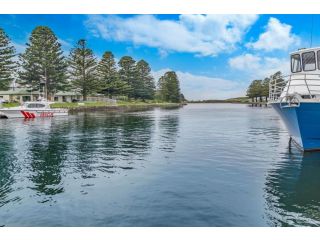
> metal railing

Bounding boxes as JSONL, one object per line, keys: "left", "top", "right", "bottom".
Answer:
{"left": 269, "top": 73, "right": 320, "bottom": 102}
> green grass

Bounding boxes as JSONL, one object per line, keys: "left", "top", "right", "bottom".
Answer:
{"left": 2, "top": 100, "right": 180, "bottom": 109}
{"left": 51, "top": 100, "right": 180, "bottom": 109}
{"left": 50, "top": 101, "right": 114, "bottom": 109}
{"left": 2, "top": 102, "right": 20, "bottom": 108}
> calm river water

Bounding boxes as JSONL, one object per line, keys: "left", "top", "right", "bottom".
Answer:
{"left": 0, "top": 103, "right": 320, "bottom": 226}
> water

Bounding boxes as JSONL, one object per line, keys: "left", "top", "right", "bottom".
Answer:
{"left": 0, "top": 104, "right": 320, "bottom": 226}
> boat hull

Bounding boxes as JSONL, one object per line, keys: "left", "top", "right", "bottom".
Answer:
{"left": 271, "top": 102, "right": 320, "bottom": 151}
{"left": 0, "top": 109, "right": 68, "bottom": 119}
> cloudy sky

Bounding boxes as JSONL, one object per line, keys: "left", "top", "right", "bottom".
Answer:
{"left": 0, "top": 14, "right": 312, "bottom": 100}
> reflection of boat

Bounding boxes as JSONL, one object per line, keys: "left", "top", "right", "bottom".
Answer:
{"left": 265, "top": 150, "right": 320, "bottom": 226}
{"left": 0, "top": 101, "right": 68, "bottom": 119}
{"left": 269, "top": 47, "right": 320, "bottom": 151}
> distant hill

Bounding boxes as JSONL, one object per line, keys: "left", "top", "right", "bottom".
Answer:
{"left": 188, "top": 97, "right": 250, "bottom": 103}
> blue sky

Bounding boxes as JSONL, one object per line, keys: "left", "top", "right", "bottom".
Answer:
{"left": 0, "top": 14, "right": 315, "bottom": 100}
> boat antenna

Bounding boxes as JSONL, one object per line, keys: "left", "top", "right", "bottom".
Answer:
{"left": 310, "top": 14, "right": 314, "bottom": 48}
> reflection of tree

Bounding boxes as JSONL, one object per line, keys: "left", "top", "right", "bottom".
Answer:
{"left": 0, "top": 128, "right": 16, "bottom": 207}
{"left": 28, "top": 120, "right": 71, "bottom": 196}
{"left": 265, "top": 150, "right": 320, "bottom": 226}
{"left": 72, "top": 113, "right": 154, "bottom": 176}
{"left": 159, "top": 112, "right": 180, "bottom": 152}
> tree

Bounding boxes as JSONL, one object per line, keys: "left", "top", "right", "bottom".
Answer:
{"left": 262, "top": 77, "right": 270, "bottom": 101}
{"left": 136, "top": 60, "right": 155, "bottom": 100}
{"left": 118, "top": 56, "right": 136, "bottom": 98}
{"left": 68, "top": 39, "right": 98, "bottom": 100}
{"left": 0, "top": 28, "right": 16, "bottom": 90}
{"left": 97, "top": 51, "right": 130, "bottom": 97}
{"left": 158, "top": 71, "right": 181, "bottom": 103}
{"left": 19, "top": 26, "right": 67, "bottom": 99}
{"left": 246, "top": 80, "right": 262, "bottom": 102}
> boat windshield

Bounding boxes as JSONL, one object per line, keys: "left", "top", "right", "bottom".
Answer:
{"left": 26, "top": 103, "right": 47, "bottom": 109}
{"left": 291, "top": 54, "right": 301, "bottom": 73}
{"left": 302, "top": 51, "right": 316, "bottom": 71}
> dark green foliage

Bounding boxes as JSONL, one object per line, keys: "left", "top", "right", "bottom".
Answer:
{"left": 1, "top": 25, "right": 184, "bottom": 102}
{"left": 136, "top": 60, "right": 155, "bottom": 100}
{"left": 246, "top": 71, "right": 283, "bottom": 102}
{"left": 68, "top": 39, "right": 98, "bottom": 100}
{"left": 118, "top": 56, "right": 136, "bottom": 98}
{"left": 97, "top": 51, "right": 130, "bottom": 97}
{"left": 0, "top": 28, "right": 16, "bottom": 90}
{"left": 157, "top": 71, "right": 181, "bottom": 103}
{"left": 19, "top": 26, "right": 68, "bottom": 99}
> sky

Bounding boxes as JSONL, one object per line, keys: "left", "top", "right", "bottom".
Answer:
{"left": 0, "top": 14, "right": 316, "bottom": 100}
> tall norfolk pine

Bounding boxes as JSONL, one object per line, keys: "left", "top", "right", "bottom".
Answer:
{"left": 68, "top": 39, "right": 98, "bottom": 101}
{"left": 19, "top": 26, "right": 67, "bottom": 98}
{"left": 3, "top": 25, "right": 184, "bottom": 101}
{"left": 0, "top": 28, "right": 16, "bottom": 90}
{"left": 136, "top": 60, "right": 155, "bottom": 100}
{"left": 97, "top": 51, "right": 130, "bottom": 97}
{"left": 158, "top": 71, "right": 181, "bottom": 103}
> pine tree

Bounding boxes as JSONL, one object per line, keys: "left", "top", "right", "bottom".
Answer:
{"left": 136, "top": 60, "right": 155, "bottom": 100}
{"left": 19, "top": 26, "right": 67, "bottom": 99}
{"left": 97, "top": 51, "right": 130, "bottom": 97}
{"left": 158, "top": 71, "right": 181, "bottom": 103}
{"left": 118, "top": 56, "right": 136, "bottom": 98}
{"left": 68, "top": 39, "right": 98, "bottom": 101}
{"left": 0, "top": 28, "right": 16, "bottom": 90}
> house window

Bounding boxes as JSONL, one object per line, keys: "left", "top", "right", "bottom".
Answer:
{"left": 22, "top": 96, "right": 31, "bottom": 102}
{"left": 302, "top": 51, "right": 316, "bottom": 71}
{"left": 54, "top": 96, "right": 59, "bottom": 102}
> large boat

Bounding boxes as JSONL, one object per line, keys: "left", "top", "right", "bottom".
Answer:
{"left": 269, "top": 47, "right": 320, "bottom": 151}
{"left": 0, "top": 101, "right": 68, "bottom": 119}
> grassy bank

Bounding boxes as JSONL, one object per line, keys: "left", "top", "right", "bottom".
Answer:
{"left": 2, "top": 102, "right": 20, "bottom": 108}
{"left": 188, "top": 97, "right": 251, "bottom": 104}
{"left": 51, "top": 100, "right": 182, "bottom": 113}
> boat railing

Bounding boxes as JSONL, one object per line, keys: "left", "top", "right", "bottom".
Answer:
{"left": 269, "top": 73, "right": 320, "bottom": 102}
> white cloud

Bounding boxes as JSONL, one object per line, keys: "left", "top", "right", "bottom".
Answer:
{"left": 85, "top": 14, "right": 258, "bottom": 57}
{"left": 152, "top": 69, "right": 246, "bottom": 100}
{"left": 246, "top": 17, "right": 300, "bottom": 51}
{"left": 228, "top": 53, "right": 289, "bottom": 78}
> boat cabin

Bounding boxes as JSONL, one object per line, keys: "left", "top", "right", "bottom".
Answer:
{"left": 290, "top": 47, "right": 320, "bottom": 74}
{"left": 23, "top": 101, "right": 52, "bottom": 109}
{"left": 269, "top": 47, "right": 320, "bottom": 102}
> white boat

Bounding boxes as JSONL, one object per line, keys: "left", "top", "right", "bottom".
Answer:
{"left": 0, "top": 101, "right": 68, "bottom": 119}
{"left": 269, "top": 47, "right": 320, "bottom": 151}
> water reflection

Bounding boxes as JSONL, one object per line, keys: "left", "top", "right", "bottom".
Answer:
{"left": 27, "top": 119, "right": 72, "bottom": 197}
{"left": 0, "top": 111, "right": 162, "bottom": 205}
{"left": 159, "top": 111, "right": 180, "bottom": 152}
{"left": 0, "top": 126, "right": 18, "bottom": 207}
{"left": 265, "top": 150, "right": 320, "bottom": 226}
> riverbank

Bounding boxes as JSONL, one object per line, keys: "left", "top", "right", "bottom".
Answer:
{"left": 188, "top": 97, "right": 251, "bottom": 104}
{"left": 1, "top": 101, "right": 183, "bottom": 113}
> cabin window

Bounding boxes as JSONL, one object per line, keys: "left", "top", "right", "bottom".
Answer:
{"left": 27, "top": 103, "right": 46, "bottom": 108}
{"left": 317, "top": 51, "right": 320, "bottom": 70}
{"left": 291, "top": 54, "right": 301, "bottom": 73}
{"left": 302, "top": 51, "right": 316, "bottom": 71}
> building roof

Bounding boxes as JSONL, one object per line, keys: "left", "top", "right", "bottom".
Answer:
{"left": 0, "top": 88, "right": 81, "bottom": 96}
{"left": 0, "top": 88, "right": 39, "bottom": 95}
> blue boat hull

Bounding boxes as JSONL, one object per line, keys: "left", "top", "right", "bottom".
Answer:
{"left": 271, "top": 102, "right": 320, "bottom": 151}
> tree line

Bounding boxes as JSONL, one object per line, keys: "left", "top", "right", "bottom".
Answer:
{"left": 0, "top": 26, "right": 183, "bottom": 103}
{"left": 246, "top": 71, "right": 283, "bottom": 102}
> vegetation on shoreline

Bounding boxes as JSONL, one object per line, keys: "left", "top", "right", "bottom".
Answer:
{"left": 188, "top": 97, "right": 250, "bottom": 104}
{"left": 246, "top": 71, "right": 283, "bottom": 102}
{"left": 1, "top": 100, "right": 181, "bottom": 109}
{"left": 0, "top": 26, "right": 184, "bottom": 104}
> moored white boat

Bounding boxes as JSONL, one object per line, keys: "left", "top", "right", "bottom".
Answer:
{"left": 269, "top": 47, "right": 320, "bottom": 151}
{"left": 0, "top": 101, "right": 68, "bottom": 119}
